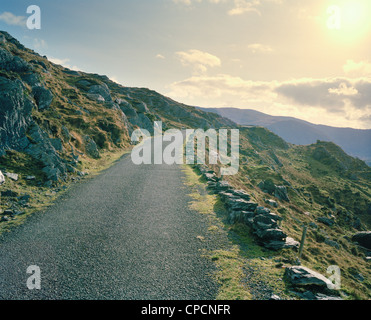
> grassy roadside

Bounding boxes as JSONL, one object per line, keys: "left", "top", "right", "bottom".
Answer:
{"left": 181, "top": 164, "right": 297, "bottom": 300}
{"left": 0, "top": 148, "right": 130, "bottom": 237}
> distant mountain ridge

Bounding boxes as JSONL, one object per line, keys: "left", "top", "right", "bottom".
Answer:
{"left": 200, "top": 107, "right": 371, "bottom": 165}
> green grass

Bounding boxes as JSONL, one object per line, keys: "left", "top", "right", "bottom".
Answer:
{"left": 182, "top": 164, "right": 299, "bottom": 300}
{"left": 0, "top": 148, "right": 130, "bottom": 236}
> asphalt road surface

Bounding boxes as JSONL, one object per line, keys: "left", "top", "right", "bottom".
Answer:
{"left": 0, "top": 136, "right": 219, "bottom": 299}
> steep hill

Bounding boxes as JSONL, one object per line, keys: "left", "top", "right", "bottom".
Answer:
{"left": 0, "top": 31, "right": 233, "bottom": 183}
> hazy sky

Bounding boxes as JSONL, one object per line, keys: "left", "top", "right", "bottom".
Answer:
{"left": 1, "top": 0, "right": 370, "bottom": 128}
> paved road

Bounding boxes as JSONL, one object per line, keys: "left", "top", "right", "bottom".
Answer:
{"left": 0, "top": 137, "right": 218, "bottom": 299}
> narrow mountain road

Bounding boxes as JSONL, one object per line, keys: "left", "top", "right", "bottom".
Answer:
{"left": 0, "top": 137, "right": 219, "bottom": 300}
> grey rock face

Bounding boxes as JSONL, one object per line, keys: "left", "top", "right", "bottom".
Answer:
{"left": 21, "top": 72, "right": 41, "bottom": 87}
{"left": 274, "top": 185, "right": 290, "bottom": 202}
{"left": 32, "top": 85, "right": 53, "bottom": 110}
{"left": 0, "top": 47, "right": 30, "bottom": 72}
{"left": 352, "top": 231, "right": 371, "bottom": 250}
{"left": 265, "top": 199, "right": 278, "bottom": 208}
{"left": 49, "top": 138, "right": 63, "bottom": 152}
{"left": 87, "top": 93, "right": 105, "bottom": 103}
{"left": 88, "top": 83, "right": 112, "bottom": 102}
{"left": 0, "top": 77, "right": 34, "bottom": 154}
{"left": 61, "top": 126, "right": 71, "bottom": 142}
{"left": 285, "top": 266, "right": 333, "bottom": 288}
{"left": 24, "top": 123, "right": 67, "bottom": 181}
{"left": 130, "top": 100, "right": 150, "bottom": 113}
{"left": 119, "top": 101, "right": 138, "bottom": 118}
{"left": 83, "top": 135, "right": 100, "bottom": 159}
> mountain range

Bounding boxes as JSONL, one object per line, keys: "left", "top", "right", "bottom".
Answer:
{"left": 200, "top": 107, "right": 371, "bottom": 166}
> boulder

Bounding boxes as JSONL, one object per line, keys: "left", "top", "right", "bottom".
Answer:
{"left": 256, "top": 206, "right": 270, "bottom": 215}
{"left": 265, "top": 199, "right": 278, "bottom": 208}
{"left": 285, "top": 266, "right": 333, "bottom": 289}
{"left": 215, "top": 181, "right": 232, "bottom": 192}
{"left": 352, "top": 231, "right": 371, "bottom": 250}
{"left": 264, "top": 237, "right": 299, "bottom": 251}
{"left": 24, "top": 123, "right": 68, "bottom": 181}
{"left": 325, "top": 238, "right": 340, "bottom": 249}
{"left": 274, "top": 185, "right": 290, "bottom": 202}
{"left": 0, "top": 47, "right": 31, "bottom": 72}
{"left": 32, "top": 86, "right": 53, "bottom": 110}
{"left": 88, "top": 83, "right": 112, "bottom": 102}
{"left": 258, "top": 179, "right": 276, "bottom": 194}
{"left": 22, "top": 72, "right": 41, "bottom": 87}
{"left": 229, "top": 189, "right": 251, "bottom": 201}
{"left": 253, "top": 215, "right": 279, "bottom": 229}
{"left": 83, "top": 135, "right": 100, "bottom": 159}
{"left": 87, "top": 93, "right": 105, "bottom": 103}
{"left": 317, "top": 217, "right": 335, "bottom": 227}
{"left": 0, "top": 171, "right": 4, "bottom": 185}
{"left": 4, "top": 172, "right": 18, "bottom": 181}
{"left": 77, "top": 79, "right": 91, "bottom": 86}
{"left": 255, "top": 228, "right": 287, "bottom": 242}
{"left": 118, "top": 100, "right": 138, "bottom": 118}
{"left": 226, "top": 198, "right": 258, "bottom": 212}
{"left": 204, "top": 172, "right": 217, "bottom": 182}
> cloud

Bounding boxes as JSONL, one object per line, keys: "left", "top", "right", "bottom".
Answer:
{"left": 343, "top": 60, "right": 371, "bottom": 76}
{"left": 228, "top": 0, "right": 261, "bottom": 16}
{"left": 49, "top": 57, "right": 81, "bottom": 71}
{"left": 228, "top": 0, "right": 284, "bottom": 16}
{"left": 155, "top": 54, "right": 165, "bottom": 59}
{"left": 328, "top": 82, "right": 358, "bottom": 96}
{"left": 176, "top": 49, "right": 221, "bottom": 74}
{"left": 172, "top": 0, "right": 226, "bottom": 5}
{"left": 0, "top": 12, "right": 27, "bottom": 27}
{"left": 247, "top": 43, "right": 273, "bottom": 54}
{"left": 172, "top": 0, "right": 284, "bottom": 16}
{"left": 167, "top": 74, "right": 371, "bottom": 128}
{"left": 33, "top": 38, "right": 48, "bottom": 51}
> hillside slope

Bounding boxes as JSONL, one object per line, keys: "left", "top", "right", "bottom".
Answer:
{"left": 0, "top": 31, "right": 370, "bottom": 300}
{"left": 200, "top": 107, "right": 371, "bottom": 165}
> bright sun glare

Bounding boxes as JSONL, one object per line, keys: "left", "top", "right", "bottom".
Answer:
{"left": 327, "top": 0, "right": 371, "bottom": 42}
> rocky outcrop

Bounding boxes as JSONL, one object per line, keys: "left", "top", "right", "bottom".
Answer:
{"left": 83, "top": 135, "right": 100, "bottom": 159}
{"left": 198, "top": 164, "right": 299, "bottom": 251}
{"left": 274, "top": 185, "right": 290, "bottom": 202}
{"left": 0, "top": 170, "right": 5, "bottom": 185}
{"left": 23, "top": 123, "right": 68, "bottom": 181}
{"left": 0, "top": 76, "right": 34, "bottom": 155}
{"left": 284, "top": 266, "right": 342, "bottom": 300}
{"left": 4, "top": 172, "right": 18, "bottom": 181}
{"left": 352, "top": 232, "right": 371, "bottom": 250}
{"left": 259, "top": 180, "right": 290, "bottom": 202}
{"left": 88, "top": 83, "right": 112, "bottom": 102}
{"left": 317, "top": 216, "right": 335, "bottom": 227}
{"left": 0, "top": 47, "right": 31, "bottom": 72}
{"left": 285, "top": 266, "right": 333, "bottom": 288}
{"left": 32, "top": 85, "right": 53, "bottom": 110}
